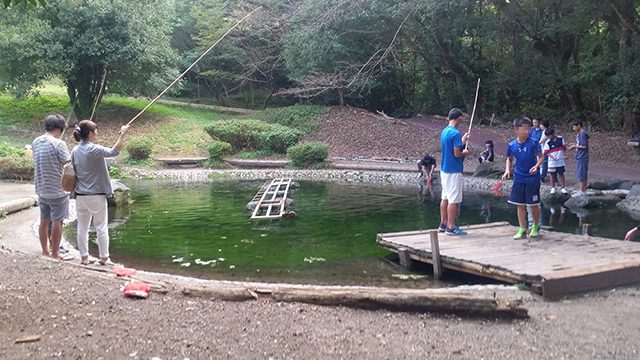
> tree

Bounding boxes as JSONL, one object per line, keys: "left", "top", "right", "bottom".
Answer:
{"left": 0, "top": 0, "right": 178, "bottom": 120}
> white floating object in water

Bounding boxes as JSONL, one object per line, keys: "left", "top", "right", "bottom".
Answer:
{"left": 172, "top": 257, "right": 184, "bottom": 263}
{"left": 229, "top": 265, "right": 235, "bottom": 269}
{"left": 304, "top": 257, "right": 326, "bottom": 263}
{"left": 218, "top": 258, "right": 225, "bottom": 262}
{"left": 180, "top": 262, "right": 191, "bottom": 267}
{"left": 218, "top": 249, "right": 222, "bottom": 252}
{"left": 261, "top": 234, "right": 267, "bottom": 237}
{"left": 220, "top": 236, "right": 227, "bottom": 239}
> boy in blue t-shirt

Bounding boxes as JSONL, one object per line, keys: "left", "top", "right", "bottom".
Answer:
{"left": 502, "top": 116, "right": 544, "bottom": 239}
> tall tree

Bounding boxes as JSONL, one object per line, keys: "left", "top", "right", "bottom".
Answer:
{"left": 0, "top": 0, "right": 178, "bottom": 120}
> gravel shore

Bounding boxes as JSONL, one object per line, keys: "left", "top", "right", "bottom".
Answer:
{"left": 1, "top": 250, "right": 639, "bottom": 359}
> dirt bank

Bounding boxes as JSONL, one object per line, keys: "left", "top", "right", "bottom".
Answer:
{"left": 1, "top": 249, "right": 639, "bottom": 359}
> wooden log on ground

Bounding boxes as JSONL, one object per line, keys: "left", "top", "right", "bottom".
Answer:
{"left": 270, "top": 288, "right": 528, "bottom": 318}
{"left": 0, "top": 197, "right": 37, "bottom": 216}
{"left": 181, "top": 285, "right": 256, "bottom": 301}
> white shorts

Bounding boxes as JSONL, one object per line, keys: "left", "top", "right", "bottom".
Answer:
{"left": 440, "top": 172, "right": 463, "bottom": 203}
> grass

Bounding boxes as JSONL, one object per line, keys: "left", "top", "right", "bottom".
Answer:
{"left": 0, "top": 90, "right": 331, "bottom": 163}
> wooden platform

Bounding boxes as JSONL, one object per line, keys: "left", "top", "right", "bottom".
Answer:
{"left": 377, "top": 222, "right": 640, "bottom": 297}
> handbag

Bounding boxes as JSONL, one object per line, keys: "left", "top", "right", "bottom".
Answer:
{"left": 61, "top": 152, "right": 76, "bottom": 192}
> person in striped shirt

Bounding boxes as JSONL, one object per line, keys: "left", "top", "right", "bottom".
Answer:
{"left": 32, "top": 114, "right": 71, "bottom": 260}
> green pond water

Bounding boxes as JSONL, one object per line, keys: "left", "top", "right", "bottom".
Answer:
{"left": 67, "top": 180, "right": 638, "bottom": 287}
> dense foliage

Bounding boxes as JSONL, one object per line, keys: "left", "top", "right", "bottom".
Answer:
{"left": 204, "top": 119, "right": 301, "bottom": 153}
{"left": 287, "top": 141, "right": 329, "bottom": 167}
{"left": 207, "top": 140, "right": 233, "bottom": 161}
{"left": 126, "top": 137, "right": 153, "bottom": 161}
{"left": 0, "top": 142, "right": 32, "bottom": 180}
{"left": 3, "top": 0, "right": 640, "bottom": 134}
{"left": 0, "top": 0, "right": 178, "bottom": 120}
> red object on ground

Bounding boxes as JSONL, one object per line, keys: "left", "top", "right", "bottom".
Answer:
{"left": 113, "top": 267, "right": 137, "bottom": 277}
{"left": 491, "top": 181, "right": 503, "bottom": 191}
{"left": 123, "top": 281, "right": 151, "bottom": 299}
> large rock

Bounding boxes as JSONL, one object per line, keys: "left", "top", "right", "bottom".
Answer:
{"left": 472, "top": 161, "right": 504, "bottom": 178}
{"left": 541, "top": 190, "right": 570, "bottom": 204}
{"left": 588, "top": 181, "right": 611, "bottom": 191}
{"left": 564, "top": 194, "right": 622, "bottom": 209}
{"left": 107, "top": 179, "right": 130, "bottom": 207}
{"left": 618, "top": 181, "right": 637, "bottom": 191}
{"left": 616, "top": 184, "right": 640, "bottom": 220}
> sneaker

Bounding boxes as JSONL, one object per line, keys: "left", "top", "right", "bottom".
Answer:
{"left": 529, "top": 224, "right": 540, "bottom": 238}
{"left": 550, "top": 187, "right": 556, "bottom": 194}
{"left": 438, "top": 223, "right": 447, "bottom": 233}
{"left": 513, "top": 227, "right": 527, "bottom": 240}
{"left": 445, "top": 226, "right": 467, "bottom": 236}
{"left": 560, "top": 187, "right": 568, "bottom": 194}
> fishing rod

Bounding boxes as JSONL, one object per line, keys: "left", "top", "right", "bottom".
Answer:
{"left": 126, "top": 6, "right": 263, "bottom": 126}
{"left": 464, "top": 78, "right": 481, "bottom": 151}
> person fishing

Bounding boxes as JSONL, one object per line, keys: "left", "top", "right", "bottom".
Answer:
{"left": 72, "top": 120, "right": 130, "bottom": 265}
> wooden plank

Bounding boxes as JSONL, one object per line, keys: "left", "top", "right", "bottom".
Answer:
{"left": 542, "top": 264, "right": 640, "bottom": 297}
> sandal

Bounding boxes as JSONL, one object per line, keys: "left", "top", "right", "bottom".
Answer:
{"left": 80, "top": 257, "right": 97, "bottom": 266}
{"left": 58, "top": 254, "right": 74, "bottom": 261}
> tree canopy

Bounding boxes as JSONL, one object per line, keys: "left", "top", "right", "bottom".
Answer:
{"left": 1, "top": 0, "right": 640, "bottom": 134}
{"left": 0, "top": 0, "right": 178, "bottom": 120}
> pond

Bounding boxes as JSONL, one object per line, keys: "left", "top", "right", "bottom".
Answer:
{"left": 66, "top": 179, "right": 638, "bottom": 287}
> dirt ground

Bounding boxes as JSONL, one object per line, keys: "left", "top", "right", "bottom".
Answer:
{"left": 0, "top": 249, "right": 639, "bottom": 359}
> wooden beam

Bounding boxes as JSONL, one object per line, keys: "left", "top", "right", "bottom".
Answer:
{"left": 430, "top": 231, "right": 442, "bottom": 280}
{"left": 397, "top": 248, "right": 413, "bottom": 269}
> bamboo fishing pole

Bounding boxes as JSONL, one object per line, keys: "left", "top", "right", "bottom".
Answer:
{"left": 464, "top": 78, "right": 481, "bottom": 151}
{"left": 126, "top": 6, "right": 263, "bottom": 126}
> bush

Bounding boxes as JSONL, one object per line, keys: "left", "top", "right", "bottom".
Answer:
{"left": 258, "top": 127, "right": 303, "bottom": 153}
{"left": 0, "top": 155, "right": 33, "bottom": 180}
{"left": 287, "top": 142, "right": 329, "bottom": 167}
{"left": 126, "top": 137, "right": 153, "bottom": 160}
{"left": 0, "top": 142, "right": 24, "bottom": 157}
{"left": 204, "top": 119, "right": 301, "bottom": 153}
{"left": 207, "top": 140, "right": 233, "bottom": 161}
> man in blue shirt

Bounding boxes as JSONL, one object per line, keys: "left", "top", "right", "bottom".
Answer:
{"left": 568, "top": 119, "right": 589, "bottom": 197}
{"left": 439, "top": 108, "right": 470, "bottom": 236}
{"left": 502, "top": 116, "right": 544, "bottom": 239}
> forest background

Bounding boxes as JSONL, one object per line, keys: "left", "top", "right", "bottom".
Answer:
{"left": 1, "top": 0, "right": 639, "bottom": 135}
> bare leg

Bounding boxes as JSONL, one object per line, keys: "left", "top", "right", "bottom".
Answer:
{"left": 447, "top": 203, "right": 459, "bottom": 229}
{"left": 530, "top": 205, "right": 541, "bottom": 225}
{"left": 559, "top": 173, "right": 566, "bottom": 188}
{"left": 517, "top": 205, "right": 527, "bottom": 229}
{"left": 550, "top": 173, "right": 557, "bottom": 188}
{"left": 440, "top": 199, "right": 448, "bottom": 226}
{"left": 49, "top": 221, "right": 64, "bottom": 258}
{"left": 579, "top": 180, "right": 587, "bottom": 192}
{"left": 38, "top": 219, "right": 52, "bottom": 257}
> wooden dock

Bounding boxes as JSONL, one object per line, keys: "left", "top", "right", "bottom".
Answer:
{"left": 250, "top": 178, "right": 292, "bottom": 220}
{"left": 377, "top": 222, "right": 640, "bottom": 297}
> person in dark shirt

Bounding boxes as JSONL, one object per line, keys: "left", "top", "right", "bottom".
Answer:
{"left": 478, "top": 140, "right": 494, "bottom": 163}
{"left": 568, "top": 119, "right": 589, "bottom": 197}
{"left": 417, "top": 153, "right": 437, "bottom": 193}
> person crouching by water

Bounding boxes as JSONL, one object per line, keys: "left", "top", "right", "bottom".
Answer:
{"left": 478, "top": 140, "right": 494, "bottom": 163}
{"left": 72, "top": 120, "right": 130, "bottom": 265}
{"left": 417, "top": 153, "right": 436, "bottom": 195}
{"left": 502, "top": 116, "right": 544, "bottom": 240}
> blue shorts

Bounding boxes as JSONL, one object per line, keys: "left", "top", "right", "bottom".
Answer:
{"left": 508, "top": 181, "right": 541, "bottom": 206}
{"left": 39, "top": 196, "right": 69, "bottom": 222}
{"left": 576, "top": 158, "right": 588, "bottom": 181}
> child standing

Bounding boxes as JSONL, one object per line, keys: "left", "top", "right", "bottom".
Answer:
{"left": 502, "top": 116, "right": 544, "bottom": 239}
{"left": 543, "top": 128, "right": 568, "bottom": 194}
{"left": 568, "top": 119, "right": 589, "bottom": 197}
{"left": 478, "top": 140, "right": 495, "bottom": 163}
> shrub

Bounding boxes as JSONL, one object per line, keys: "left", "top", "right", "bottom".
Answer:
{"left": 204, "top": 119, "right": 268, "bottom": 151}
{"left": 204, "top": 119, "right": 301, "bottom": 153}
{"left": 287, "top": 142, "right": 329, "bottom": 167}
{"left": 258, "top": 127, "right": 303, "bottom": 153}
{"left": 207, "top": 140, "right": 233, "bottom": 161}
{"left": 0, "top": 142, "right": 24, "bottom": 157}
{"left": 0, "top": 155, "right": 33, "bottom": 180}
{"left": 126, "top": 137, "right": 153, "bottom": 160}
